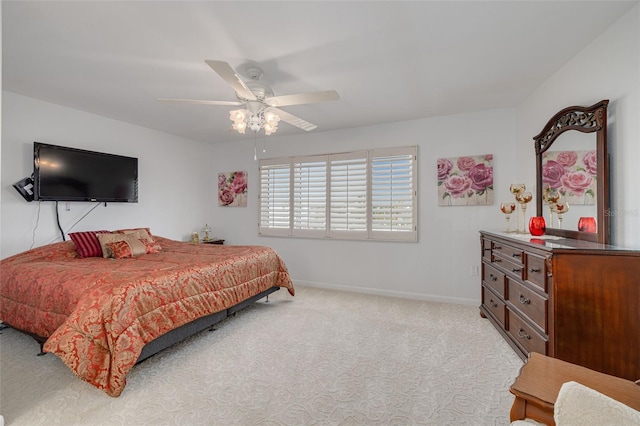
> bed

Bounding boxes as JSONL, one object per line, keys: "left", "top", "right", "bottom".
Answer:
{"left": 0, "top": 231, "right": 294, "bottom": 397}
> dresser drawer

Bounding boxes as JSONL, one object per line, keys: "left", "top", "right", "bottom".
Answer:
{"left": 507, "top": 278, "right": 547, "bottom": 333}
{"left": 507, "top": 308, "right": 547, "bottom": 356}
{"left": 492, "top": 255, "right": 525, "bottom": 279}
{"left": 483, "top": 263, "right": 505, "bottom": 297}
{"left": 482, "top": 285, "right": 506, "bottom": 327}
{"left": 493, "top": 243, "right": 524, "bottom": 265}
{"left": 525, "top": 253, "right": 548, "bottom": 291}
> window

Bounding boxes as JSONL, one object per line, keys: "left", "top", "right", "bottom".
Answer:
{"left": 330, "top": 151, "right": 368, "bottom": 239}
{"left": 259, "top": 159, "right": 291, "bottom": 236}
{"left": 293, "top": 157, "right": 327, "bottom": 237}
{"left": 259, "top": 146, "right": 417, "bottom": 241}
{"left": 370, "top": 148, "right": 415, "bottom": 239}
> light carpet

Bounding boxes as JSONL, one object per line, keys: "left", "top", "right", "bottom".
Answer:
{"left": 0, "top": 285, "right": 524, "bottom": 425}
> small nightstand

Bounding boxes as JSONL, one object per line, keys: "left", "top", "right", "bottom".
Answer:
{"left": 201, "top": 239, "right": 225, "bottom": 245}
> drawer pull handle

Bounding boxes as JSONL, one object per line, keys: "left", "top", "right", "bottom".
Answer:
{"left": 494, "top": 259, "right": 502, "bottom": 263}
{"left": 489, "top": 274, "right": 498, "bottom": 282}
{"left": 529, "top": 267, "right": 541, "bottom": 273}
{"left": 484, "top": 248, "right": 491, "bottom": 252}
{"left": 519, "top": 294, "right": 531, "bottom": 305}
{"left": 512, "top": 253, "right": 521, "bottom": 258}
{"left": 517, "top": 328, "right": 531, "bottom": 340}
{"left": 512, "top": 268, "right": 522, "bottom": 273}
{"left": 489, "top": 299, "right": 498, "bottom": 308}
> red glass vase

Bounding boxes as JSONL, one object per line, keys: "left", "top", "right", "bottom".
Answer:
{"left": 529, "top": 216, "right": 546, "bottom": 236}
{"left": 578, "top": 217, "right": 597, "bottom": 233}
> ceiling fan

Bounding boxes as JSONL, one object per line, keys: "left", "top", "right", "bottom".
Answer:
{"left": 159, "top": 60, "right": 339, "bottom": 135}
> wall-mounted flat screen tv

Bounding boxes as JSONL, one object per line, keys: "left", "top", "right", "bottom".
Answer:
{"left": 34, "top": 142, "right": 138, "bottom": 202}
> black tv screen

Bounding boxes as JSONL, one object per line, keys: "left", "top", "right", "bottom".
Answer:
{"left": 34, "top": 142, "right": 138, "bottom": 202}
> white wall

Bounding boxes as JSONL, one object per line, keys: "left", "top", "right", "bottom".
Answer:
{"left": 516, "top": 5, "right": 640, "bottom": 248}
{"left": 210, "top": 108, "right": 518, "bottom": 305}
{"left": 210, "top": 4, "right": 640, "bottom": 303}
{"left": 2, "top": 5, "right": 636, "bottom": 305}
{"left": 1, "top": 91, "right": 212, "bottom": 257}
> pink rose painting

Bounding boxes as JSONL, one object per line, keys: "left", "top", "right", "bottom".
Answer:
{"left": 218, "top": 171, "right": 248, "bottom": 207}
{"left": 437, "top": 154, "right": 494, "bottom": 206}
{"left": 542, "top": 150, "right": 596, "bottom": 205}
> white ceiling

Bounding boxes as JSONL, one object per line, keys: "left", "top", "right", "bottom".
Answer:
{"left": 3, "top": 1, "right": 637, "bottom": 144}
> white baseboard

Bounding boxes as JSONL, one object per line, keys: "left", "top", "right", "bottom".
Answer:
{"left": 293, "top": 279, "right": 480, "bottom": 306}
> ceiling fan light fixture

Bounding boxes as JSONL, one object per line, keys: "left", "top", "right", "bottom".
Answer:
{"left": 263, "top": 110, "right": 280, "bottom": 136}
{"left": 230, "top": 109, "right": 246, "bottom": 122}
{"left": 229, "top": 108, "right": 281, "bottom": 136}
{"left": 230, "top": 109, "right": 248, "bottom": 134}
{"left": 264, "top": 123, "right": 276, "bottom": 136}
{"left": 264, "top": 110, "right": 280, "bottom": 125}
{"left": 233, "top": 121, "right": 247, "bottom": 134}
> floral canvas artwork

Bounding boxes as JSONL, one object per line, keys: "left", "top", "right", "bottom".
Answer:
{"left": 542, "top": 150, "right": 596, "bottom": 205}
{"left": 218, "top": 171, "right": 248, "bottom": 207}
{"left": 437, "top": 154, "right": 494, "bottom": 206}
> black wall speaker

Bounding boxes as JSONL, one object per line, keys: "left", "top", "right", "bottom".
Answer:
{"left": 13, "top": 175, "right": 35, "bottom": 202}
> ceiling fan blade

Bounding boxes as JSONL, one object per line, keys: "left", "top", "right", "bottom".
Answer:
{"left": 158, "top": 98, "right": 243, "bottom": 106}
{"left": 270, "top": 107, "right": 318, "bottom": 132}
{"left": 265, "top": 90, "right": 339, "bottom": 107}
{"left": 204, "top": 60, "right": 256, "bottom": 101}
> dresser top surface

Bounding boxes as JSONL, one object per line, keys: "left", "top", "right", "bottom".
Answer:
{"left": 481, "top": 230, "right": 640, "bottom": 254}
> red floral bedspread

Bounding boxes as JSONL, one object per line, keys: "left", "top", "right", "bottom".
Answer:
{"left": 0, "top": 237, "right": 294, "bottom": 396}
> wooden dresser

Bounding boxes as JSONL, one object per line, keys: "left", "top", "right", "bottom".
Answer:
{"left": 479, "top": 230, "right": 640, "bottom": 381}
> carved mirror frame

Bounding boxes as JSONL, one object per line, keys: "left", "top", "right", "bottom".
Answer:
{"left": 534, "top": 100, "right": 609, "bottom": 244}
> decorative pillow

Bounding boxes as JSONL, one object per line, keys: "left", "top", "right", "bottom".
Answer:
{"left": 105, "top": 239, "right": 159, "bottom": 259}
{"left": 114, "top": 227, "right": 153, "bottom": 237}
{"left": 68, "top": 230, "right": 111, "bottom": 258}
{"left": 114, "top": 227, "right": 161, "bottom": 251}
{"left": 97, "top": 233, "right": 157, "bottom": 259}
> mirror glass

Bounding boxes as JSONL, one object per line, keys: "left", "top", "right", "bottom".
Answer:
{"left": 539, "top": 131, "right": 597, "bottom": 232}
{"left": 534, "top": 100, "right": 609, "bottom": 244}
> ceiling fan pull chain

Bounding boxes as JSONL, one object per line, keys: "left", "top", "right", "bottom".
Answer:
{"left": 254, "top": 134, "right": 258, "bottom": 161}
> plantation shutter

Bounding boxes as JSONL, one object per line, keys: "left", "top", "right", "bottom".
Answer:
{"left": 329, "top": 151, "right": 368, "bottom": 239}
{"left": 259, "top": 159, "right": 291, "bottom": 236}
{"left": 259, "top": 146, "right": 417, "bottom": 241}
{"left": 370, "top": 147, "right": 417, "bottom": 241}
{"left": 293, "top": 157, "right": 327, "bottom": 237}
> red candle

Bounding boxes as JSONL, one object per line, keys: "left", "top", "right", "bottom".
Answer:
{"left": 578, "top": 217, "right": 597, "bottom": 233}
{"left": 529, "top": 216, "right": 546, "bottom": 236}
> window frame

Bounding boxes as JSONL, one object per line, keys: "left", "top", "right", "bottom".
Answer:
{"left": 258, "top": 146, "right": 417, "bottom": 242}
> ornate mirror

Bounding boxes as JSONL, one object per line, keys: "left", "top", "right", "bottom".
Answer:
{"left": 534, "top": 100, "right": 609, "bottom": 244}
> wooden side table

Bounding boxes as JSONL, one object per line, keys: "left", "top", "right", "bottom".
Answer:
{"left": 510, "top": 352, "right": 640, "bottom": 425}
